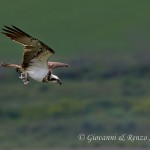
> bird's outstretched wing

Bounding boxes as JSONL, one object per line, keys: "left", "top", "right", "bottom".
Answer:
{"left": 48, "top": 62, "right": 69, "bottom": 70}
{"left": 2, "top": 25, "right": 55, "bottom": 68}
{"left": 2, "top": 25, "right": 55, "bottom": 52}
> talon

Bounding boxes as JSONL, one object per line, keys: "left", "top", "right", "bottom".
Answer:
{"left": 24, "top": 80, "right": 29, "bottom": 85}
{"left": 19, "top": 72, "right": 29, "bottom": 85}
{"left": 19, "top": 76, "right": 25, "bottom": 80}
{"left": 19, "top": 73, "right": 25, "bottom": 79}
{"left": 22, "top": 79, "right": 26, "bottom": 82}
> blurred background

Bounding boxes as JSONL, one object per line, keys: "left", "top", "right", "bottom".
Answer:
{"left": 0, "top": 0, "right": 150, "bottom": 149}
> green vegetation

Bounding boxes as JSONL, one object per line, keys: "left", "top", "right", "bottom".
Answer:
{"left": 0, "top": 0, "right": 150, "bottom": 149}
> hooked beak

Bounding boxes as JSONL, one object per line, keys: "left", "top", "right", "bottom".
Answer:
{"left": 57, "top": 80, "right": 62, "bottom": 85}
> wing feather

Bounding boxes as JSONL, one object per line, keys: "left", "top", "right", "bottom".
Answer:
{"left": 22, "top": 46, "right": 39, "bottom": 68}
{"left": 1, "top": 25, "right": 55, "bottom": 53}
{"left": 2, "top": 25, "right": 55, "bottom": 68}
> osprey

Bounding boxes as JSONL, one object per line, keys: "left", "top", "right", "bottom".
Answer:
{"left": 1, "top": 25, "right": 69, "bottom": 85}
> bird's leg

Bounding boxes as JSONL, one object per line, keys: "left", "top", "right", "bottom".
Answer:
{"left": 19, "top": 72, "right": 29, "bottom": 85}
{"left": 23, "top": 80, "right": 29, "bottom": 85}
{"left": 19, "top": 72, "right": 25, "bottom": 79}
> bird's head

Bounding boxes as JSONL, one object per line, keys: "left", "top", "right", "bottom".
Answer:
{"left": 48, "top": 74, "right": 62, "bottom": 85}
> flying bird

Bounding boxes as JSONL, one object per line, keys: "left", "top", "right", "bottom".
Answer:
{"left": 1, "top": 25, "right": 69, "bottom": 85}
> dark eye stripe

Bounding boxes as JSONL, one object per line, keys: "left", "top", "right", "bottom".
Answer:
{"left": 51, "top": 78, "right": 56, "bottom": 81}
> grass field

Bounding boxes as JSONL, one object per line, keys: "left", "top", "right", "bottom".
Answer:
{"left": 0, "top": 0, "right": 150, "bottom": 149}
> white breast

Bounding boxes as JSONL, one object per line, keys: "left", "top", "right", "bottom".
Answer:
{"left": 26, "top": 61, "right": 48, "bottom": 82}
